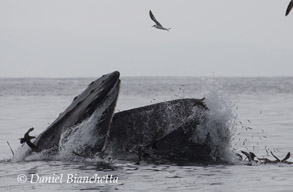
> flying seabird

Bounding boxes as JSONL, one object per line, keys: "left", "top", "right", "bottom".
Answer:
{"left": 286, "top": 0, "right": 293, "bottom": 16}
{"left": 149, "top": 10, "right": 171, "bottom": 31}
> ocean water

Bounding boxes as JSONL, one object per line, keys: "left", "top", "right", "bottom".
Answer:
{"left": 0, "top": 77, "right": 293, "bottom": 191}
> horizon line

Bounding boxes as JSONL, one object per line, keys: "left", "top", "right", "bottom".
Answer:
{"left": 1, "top": 75, "right": 293, "bottom": 79}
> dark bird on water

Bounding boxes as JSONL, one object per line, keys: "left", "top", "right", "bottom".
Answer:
{"left": 20, "top": 127, "right": 40, "bottom": 152}
{"left": 241, "top": 150, "right": 257, "bottom": 162}
{"left": 149, "top": 10, "right": 171, "bottom": 31}
{"left": 286, "top": 0, "right": 293, "bottom": 16}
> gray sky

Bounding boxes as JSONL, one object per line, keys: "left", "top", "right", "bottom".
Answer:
{"left": 0, "top": 0, "right": 293, "bottom": 77}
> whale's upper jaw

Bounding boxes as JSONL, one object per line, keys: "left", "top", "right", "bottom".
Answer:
{"left": 33, "top": 71, "right": 120, "bottom": 152}
{"left": 65, "top": 71, "right": 120, "bottom": 125}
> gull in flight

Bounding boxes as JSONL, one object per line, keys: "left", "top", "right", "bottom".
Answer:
{"left": 286, "top": 0, "right": 293, "bottom": 16}
{"left": 149, "top": 10, "right": 171, "bottom": 31}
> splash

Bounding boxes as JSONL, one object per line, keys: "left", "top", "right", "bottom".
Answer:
{"left": 192, "top": 78, "right": 238, "bottom": 162}
{"left": 58, "top": 109, "right": 103, "bottom": 160}
{"left": 58, "top": 88, "right": 118, "bottom": 160}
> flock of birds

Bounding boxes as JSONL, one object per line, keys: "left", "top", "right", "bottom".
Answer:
{"left": 150, "top": 1, "right": 293, "bottom": 31}
{"left": 239, "top": 150, "right": 293, "bottom": 165}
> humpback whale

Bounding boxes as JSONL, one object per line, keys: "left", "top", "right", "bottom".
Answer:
{"left": 21, "top": 71, "right": 230, "bottom": 163}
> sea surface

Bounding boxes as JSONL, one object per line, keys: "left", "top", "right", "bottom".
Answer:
{"left": 0, "top": 76, "right": 293, "bottom": 192}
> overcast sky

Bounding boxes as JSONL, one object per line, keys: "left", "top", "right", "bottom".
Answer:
{"left": 0, "top": 0, "right": 293, "bottom": 77}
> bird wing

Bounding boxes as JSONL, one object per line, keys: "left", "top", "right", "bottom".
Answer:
{"left": 249, "top": 152, "right": 257, "bottom": 160}
{"left": 281, "top": 152, "right": 290, "bottom": 162}
{"left": 24, "top": 127, "right": 34, "bottom": 138}
{"left": 241, "top": 151, "right": 252, "bottom": 162}
{"left": 286, "top": 0, "right": 293, "bottom": 16}
{"left": 149, "top": 10, "right": 163, "bottom": 27}
{"left": 270, "top": 151, "right": 280, "bottom": 162}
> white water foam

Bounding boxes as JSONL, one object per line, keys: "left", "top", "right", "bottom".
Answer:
{"left": 58, "top": 108, "right": 105, "bottom": 160}
{"left": 58, "top": 84, "right": 119, "bottom": 161}
{"left": 192, "top": 78, "right": 238, "bottom": 162}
